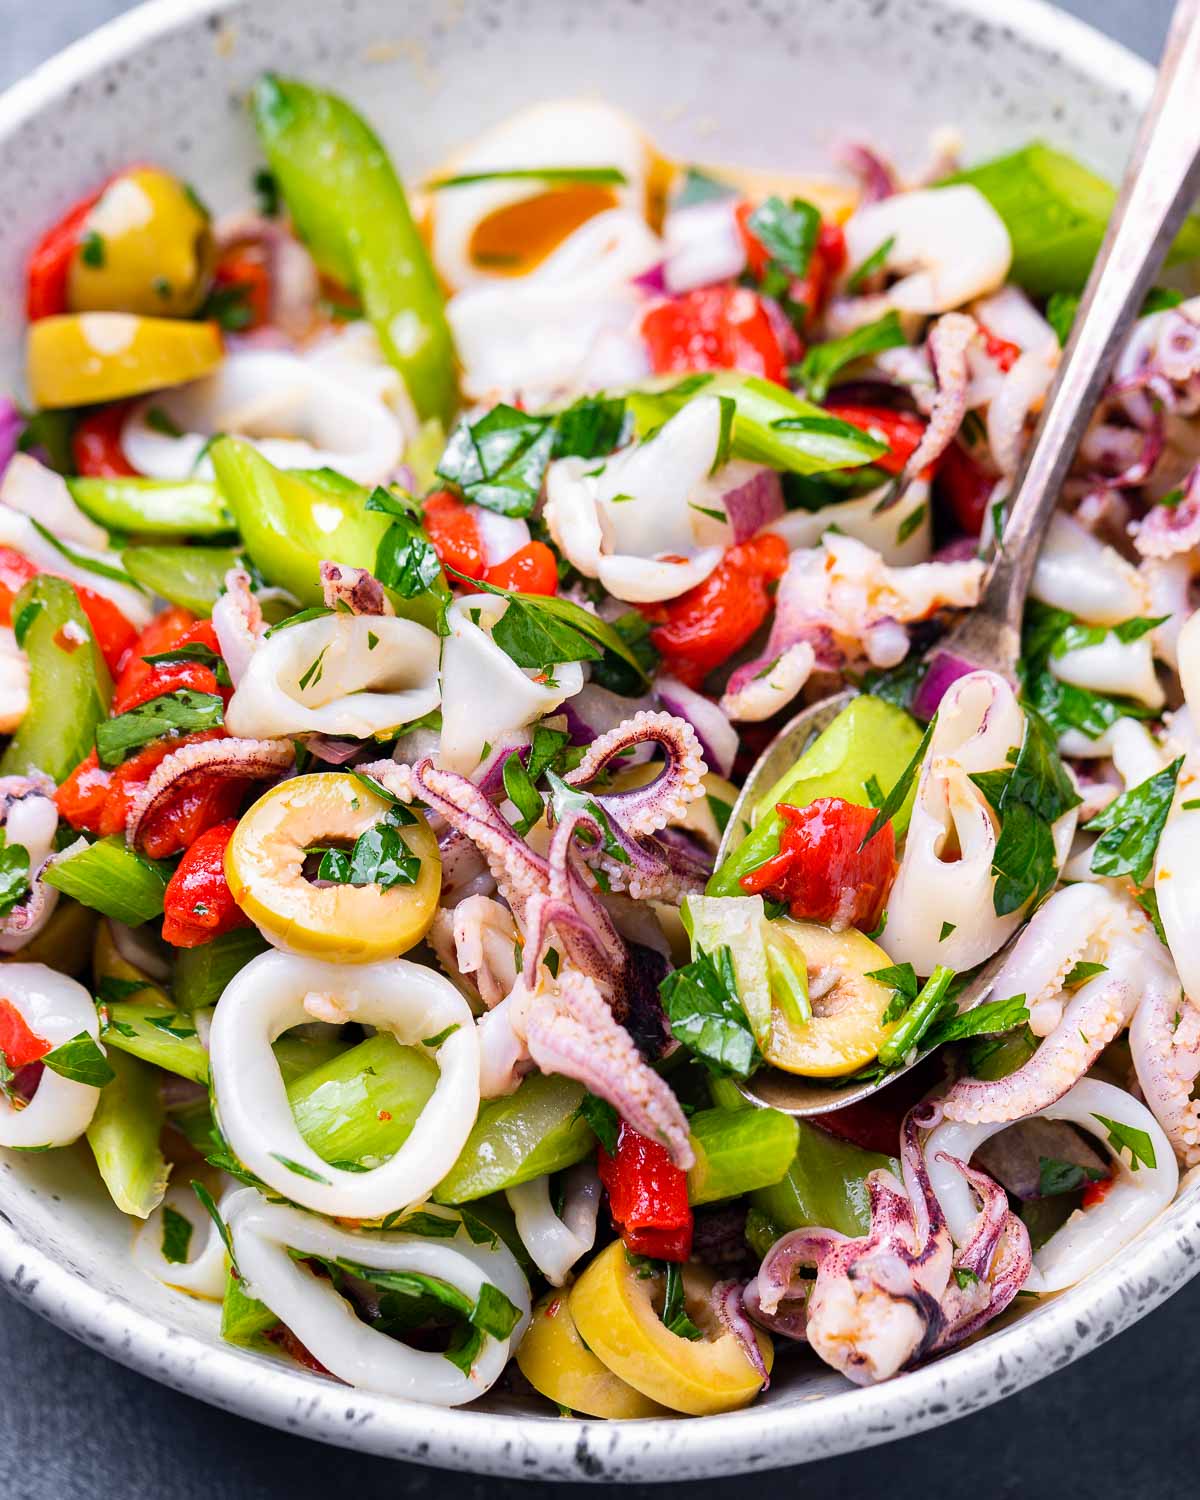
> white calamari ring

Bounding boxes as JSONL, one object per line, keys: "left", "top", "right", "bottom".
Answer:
{"left": 505, "top": 1164, "right": 601, "bottom": 1286}
{"left": 0, "top": 964, "right": 104, "bottom": 1149}
{"left": 926, "top": 1078, "right": 1177, "bottom": 1293}
{"left": 209, "top": 951, "right": 479, "bottom": 1218}
{"left": 226, "top": 1195, "right": 529, "bottom": 1404}
{"left": 132, "top": 1182, "right": 236, "bottom": 1300}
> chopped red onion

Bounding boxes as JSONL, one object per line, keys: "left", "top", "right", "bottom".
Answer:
{"left": 0, "top": 399, "right": 22, "bottom": 482}
{"left": 720, "top": 468, "right": 784, "bottom": 542}
{"left": 838, "top": 142, "right": 899, "bottom": 203}
{"left": 562, "top": 685, "right": 655, "bottom": 751}
{"left": 305, "top": 736, "right": 365, "bottom": 765}
{"left": 655, "top": 677, "right": 737, "bottom": 777}
{"left": 632, "top": 264, "right": 667, "bottom": 294}
{"left": 912, "top": 649, "right": 978, "bottom": 721}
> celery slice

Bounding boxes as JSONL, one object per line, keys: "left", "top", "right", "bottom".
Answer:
{"left": 628, "top": 371, "right": 886, "bottom": 474}
{"left": 687, "top": 1105, "right": 798, "bottom": 1205}
{"left": 751, "top": 1119, "right": 898, "bottom": 1239}
{"left": 44, "top": 836, "right": 173, "bottom": 926}
{"left": 172, "top": 928, "right": 269, "bottom": 1011}
{"left": 434, "top": 1073, "right": 593, "bottom": 1203}
{"left": 103, "top": 1001, "right": 211, "bottom": 1084}
{"left": 943, "top": 143, "right": 1200, "bottom": 295}
{"left": 121, "top": 545, "right": 241, "bottom": 615}
{"left": 85, "top": 1048, "right": 169, "bottom": 1219}
{"left": 68, "top": 477, "right": 233, "bottom": 536}
{"left": 290, "top": 1033, "right": 438, "bottom": 1167}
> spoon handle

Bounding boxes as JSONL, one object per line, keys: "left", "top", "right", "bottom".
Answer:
{"left": 961, "top": 0, "right": 1200, "bottom": 668}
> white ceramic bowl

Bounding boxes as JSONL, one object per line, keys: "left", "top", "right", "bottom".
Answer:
{"left": 1, "top": 0, "right": 1197, "bottom": 1480}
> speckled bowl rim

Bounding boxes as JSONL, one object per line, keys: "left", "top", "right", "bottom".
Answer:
{"left": 0, "top": 0, "right": 1194, "bottom": 1481}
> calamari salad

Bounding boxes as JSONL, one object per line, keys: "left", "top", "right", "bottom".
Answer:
{"left": 2, "top": 77, "right": 1199, "bottom": 1414}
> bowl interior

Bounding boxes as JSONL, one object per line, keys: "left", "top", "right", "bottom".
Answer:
{"left": 0, "top": 0, "right": 1192, "bottom": 1481}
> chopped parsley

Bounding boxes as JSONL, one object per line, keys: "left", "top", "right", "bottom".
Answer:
{"left": 659, "top": 944, "right": 760, "bottom": 1078}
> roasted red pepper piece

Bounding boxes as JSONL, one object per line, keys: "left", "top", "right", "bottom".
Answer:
{"left": 597, "top": 1121, "right": 693, "bottom": 1262}
{"left": 211, "top": 244, "right": 272, "bottom": 331}
{"left": 111, "top": 606, "right": 202, "bottom": 713}
{"left": 642, "top": 284, "right": 788, "bottom": 384}
{"left": 736, "top": 206, "right": 846, "bottom": 327}
{"left": 25, "top": 184, "right": 107, "bottom": 321}
{"left": 822, "top": 403, "right": 926, "bottom": 476}
{"left": 643, "top": 533, "right": 788, "bottom": 689}
{"left": 485, "top": 540, "right": 558, "bottom": 596}
{"left": 977, "top": 321, "right": 1020, "bottom": 374}
{"left": 422, "top": 491, "right": 485, "bottom": 582}
{"left": 161, "top": 818, "right": 251, "bottom": 947}
{"left": 138, "top": 773, "right": 247, "bottom": 861}
{"left": 72, "top": 403, "right": 141, "bottom": 478}
{"left": 55, "top": 749, "right": 112, "bottom": 834}
{"left": 739, "top": 796, "right": 895, "bottom": 933}
{"left": 0, "top": 997, "right": 51, "bottom": 1069}
{"left": 0, "top": 549, "right": 39, "bottom": 624}
{"left": 934, "top": 439, "right": 997, "bottom": 539}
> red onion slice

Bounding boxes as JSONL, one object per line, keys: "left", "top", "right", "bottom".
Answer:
{"left": 720, "top": 468, "right": 784, "bottom": 542}
{"left": 655, "top": 677, "right": 737, "bottom": 778}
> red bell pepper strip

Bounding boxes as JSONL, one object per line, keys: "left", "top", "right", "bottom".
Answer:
{"left": 642, "top": 284, "right": 788, "bottom": 384}
{"left": 739, "top": 796, "right": 896, "bottom": 934}
{"left": 25, "top": 185, "right": 106, "bottom": 321}
{"left": 72, "top": 403, "right": 141, "bottom": 479}
{"left": 934, "top": 439, "right": 996, "bottom": 539}
{"left": 111, "top": 606, "right": 199, "bottom": 713}
{"left": 822, "top": 403, "right": 926, "bottom": 476}
{"left": 0, "top": 997, "right": 50, "bottom": 1070}
{"left": 161, "top": 819, "right": 252, "bottom": 947}
{"left": 643, "top": 533, "right": 789, "bottom": 689}
{"left": 138, "top": 772, "right": 247, "bottom": 861}
{"left": 597, "top": 1121, "right": 693, "bottom": 1262}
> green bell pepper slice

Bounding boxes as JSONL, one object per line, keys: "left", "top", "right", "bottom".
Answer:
{"left": 252, "top": 74, "right": 456, "bottom": 423}
{"left": 85, "top": 1047, "right": 169, "bottom": 1219}
{"left": 707, "top": 694, "right": 923, "bottom": 896}
{"left": 0, "top": 575, "right": 111, "bottom": 782}
{"left": 68, "top": 476, "right": 233, "bottom": 536}
{"left": 121, "top": 544, "right": 241, "bottom": 615}
{"left": 750, "top": 1118, "right": 898, "bottom": 1241}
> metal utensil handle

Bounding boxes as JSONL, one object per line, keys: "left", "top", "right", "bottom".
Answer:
{"left": 979, "top": 0, "right": 1200, "bottom": 636}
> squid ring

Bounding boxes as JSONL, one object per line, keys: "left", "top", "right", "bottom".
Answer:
{"left": 209, "top": 950, "right": 479, "bottom": 1218}
{"left": 505, "top": 1165, "right": 601, "bottom": 1286}
{"left": 225, "top": 773, "right": 441, "bottom": 962}
{"left": 131, "top": 1182, "right": 235, "bottom": 1300}
{"left": 0, "top": 964, "right": 104, "bottom": 1149}
{"left": 926, "top": 1078, "right": 1177, "bottom": 1293}
{"left": 225, "top": 1194, "right": 529, "bottom": 1404}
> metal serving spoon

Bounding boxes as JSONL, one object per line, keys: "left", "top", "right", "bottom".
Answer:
{"left": 721, "top": 0, "right": 1200, "bottom": 1116}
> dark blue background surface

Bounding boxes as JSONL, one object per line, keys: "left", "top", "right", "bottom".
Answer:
{"left": 1, "top": 2, "right": 1195, "bottom": 1494}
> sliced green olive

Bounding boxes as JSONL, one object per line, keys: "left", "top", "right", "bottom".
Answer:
{"left": 68, "top": 167, "right": 215, "bottom": 317}
{"left": 568, "top": 1241, "right": 771, "bottom": 1415}
{"left": 516, "top": 1291, "right": 670, "bottom": 1420}
{"left": 763, "top": 918, "right": 900, "bottom": 1077}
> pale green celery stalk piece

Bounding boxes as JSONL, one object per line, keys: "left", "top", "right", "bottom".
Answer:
{"left": 433, "top": 1073, "right": 593, "bottom": 1204}
{"left": 121, "top": 545, "right": 241, "bottom": 615}
{"left": 43, "top": 836, "right": 173, "bottom": 926}
{"left": 686, "top": 1105, "right": 799, "bottom": 1206}
{"left": 707, "top": 695, "right": 923, "bottom": 896}
{"left": 627, "top": 371, "right": 887, "bottom": 475}
{"left": 707, "top": 1075, "right": 750, "bottom": 1112}
{"left": 685, "top": 893, "right": 772, "bottom": 1046}
{"left": 289, "top": 1033, "right": 438, "bottom": 1166}
{"left": 221, "top": 1269, "right": 278, "bottom": 1350}
{"left": 764, "top": 930, "right": 812, "bottom": 1028}
{"left": 67, "top": 476, "right": 233, "bottom": 536}
{"left": 403, "top": 418, "right": 448, "bottom": 494}
{"left": 252, "top": 74, "right": 456, "bottom": 423}
{"left": 942, "top": 142, "right": 1200, "bottom": 296}
{"left": 273, "top": 1034, "right": 348, "bottom": 1087}
{"left": 85, "top": 1048, "right": 169, "bottom": 1219}
{"left": 103, "top": 1001, "right": 212, "bottom": 1084}
{"left": 750, "top": 1118, "right": 899, "bottom": 1239}
{"left": 0, "top": 575, "right": 111, "bottom": 781}
{"left": 172, "top": 928, "right": 269, "bottom": 1011}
